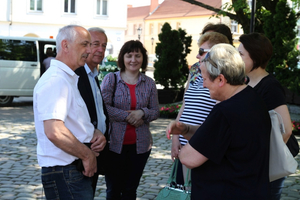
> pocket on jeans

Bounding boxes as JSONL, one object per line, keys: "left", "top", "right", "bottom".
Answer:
{"left": 42, "top": 180, "right": 59, "bottom": 200}
{"left": 67, "top": 168, "right": 85, "bottom": 182}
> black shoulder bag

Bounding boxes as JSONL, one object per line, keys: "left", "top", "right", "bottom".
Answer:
{"left": 97, "top": 73, "right": 117, "bottom": 175}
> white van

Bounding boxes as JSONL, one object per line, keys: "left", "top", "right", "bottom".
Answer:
{"left": 0, "top": 36, "right": 56, "bottom": 106}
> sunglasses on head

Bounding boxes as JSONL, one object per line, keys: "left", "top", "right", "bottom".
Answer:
{"left": 198, "top": 48, "right": 210, "bottom": 56}
{"left": 202, "top": 52, "right": 218, "bottom": 69}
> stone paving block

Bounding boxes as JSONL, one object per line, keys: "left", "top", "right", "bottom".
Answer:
{"left": 15, "top": 193, "right": 36, "bottom": 198}
{"left": 0, "top": 181, "right": 14, "bottom": 185}
{"left": 281, "top": 197, "right": 298, "bottom": 200}
{"left": 1, "top": 194, "right": 16, "bottom": 200}
{"left": 140, "top": 194, "right": 156, "bottom": 200}
{"left": 143, "top": 188, "right": 161, "bottom": 193}
{"left": 289, "top": 184, "right": 300, "bottom": 190}
{"left": 15, "top": 198, "right": 36, "bottom": 200}
{"left": 0, "top": 188, "right": 14, "bottom": 192}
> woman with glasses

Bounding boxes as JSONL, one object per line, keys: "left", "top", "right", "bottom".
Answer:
{"left": 167, "top": 44, "right": 271, "bottom": 199}
{"left": 238, "top": 32, "right": 292, "bottom": 200}
{"left": 170, "top": 31, "right": 229, "bottom": 184}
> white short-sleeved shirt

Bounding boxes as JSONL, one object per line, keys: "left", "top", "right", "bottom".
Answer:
{"left": 33, "top": 59, "right": 94, "bottom": 167}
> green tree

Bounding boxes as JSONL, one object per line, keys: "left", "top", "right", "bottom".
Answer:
{"left": 182, "top": 0, "right": 300, "bottom": 95}
{"left": 178, "top": 28, "right": 192, "bottom": 87}
{"left": 154, "top": 23, "right": 191, "bottom": 89}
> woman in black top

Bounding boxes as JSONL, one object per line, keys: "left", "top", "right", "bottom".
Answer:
{"left": 238, "top": 32, "right": 293, "bottom": 200}
{"left": 167, "top": 44, "right": 271, "bottom": 199}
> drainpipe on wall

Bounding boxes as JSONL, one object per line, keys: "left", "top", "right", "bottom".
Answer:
{"left": 9, "top": 0, "right": 13, "bottom": 36}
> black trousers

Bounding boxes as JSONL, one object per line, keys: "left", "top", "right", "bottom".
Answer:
{"left": 105, "top": 144, "right": 151, "bottom": 200}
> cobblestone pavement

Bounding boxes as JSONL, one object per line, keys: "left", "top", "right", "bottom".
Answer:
{"left": 0, "top": 100, "right": 299, "bottom": 199}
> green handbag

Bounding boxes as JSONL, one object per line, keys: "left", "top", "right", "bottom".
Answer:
{"left": 156, "top": 159, "right": 191, "bottom": 200}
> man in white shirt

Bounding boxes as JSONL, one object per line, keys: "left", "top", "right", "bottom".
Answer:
{"left": 75, "top": 27, "right": 109, "bottom": 196}
{"left": 42, "top": 47, "right": 55, "bottom": 71}
{"left": 33, "top": 25, "right": 106, "bottom": 199}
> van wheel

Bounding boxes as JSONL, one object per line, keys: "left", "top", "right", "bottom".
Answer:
{"left": 0, "top": 96, "right": 14, "bottom": 107}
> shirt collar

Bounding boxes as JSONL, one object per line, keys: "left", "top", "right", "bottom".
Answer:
{"left": 53, "top": 59, "right": 76, "bottom": 77}
{"left": 84, "top": 63, "right": 98, "bottom": 78}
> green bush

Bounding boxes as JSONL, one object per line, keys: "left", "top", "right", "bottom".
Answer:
{"left": 154, "top": 23, "right": 192, "bottom": 89}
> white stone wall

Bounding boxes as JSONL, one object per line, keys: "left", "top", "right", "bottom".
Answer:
{"left": 0, "top": 0, "right": 127, "bottom": 57}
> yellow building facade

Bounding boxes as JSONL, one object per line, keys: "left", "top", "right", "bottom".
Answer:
{"left": 126, "top": 0, "right": 243, "bottom": 66}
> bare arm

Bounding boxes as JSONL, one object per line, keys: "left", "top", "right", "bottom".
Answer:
{"left": 170, "top": 75, "right": 191, "bottom": 161}
{"left": 166, "top": 121, "right": 200, "bottom": 141}
{"left": 44, "top": 119, "right": 98, "bottom": 177}
{"left": 274, "top": 105, "right": 292, "bottom": 143}
{"left": 179, "top": 143, "right": 208, "bottom": 169}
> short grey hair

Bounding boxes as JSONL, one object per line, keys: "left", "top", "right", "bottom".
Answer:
{"left": 88, "top": 27, "right": 106, "bottom": 34}
{"left": 203, "top": 43, "right": 245, "bottom": 85}
{"left": 56, "top": 25, "right": 81, "bottom": 53}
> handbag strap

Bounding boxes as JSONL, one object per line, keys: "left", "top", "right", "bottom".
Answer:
{"left": 167, "top": 159, "right": 179, "bottom": 184}
{"left": 184, "top": 168, "right": 191, "bottom": 188}
{"left": 272, "top": 110, "right": 285, "bottom": 134}
{"left": 112, "top": 73, "right": 117, "bottom": 106}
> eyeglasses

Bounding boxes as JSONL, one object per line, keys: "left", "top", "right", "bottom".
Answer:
{"left": 198, "top": 48, "right": 210, "bottom": 56}
{"left": 202, "top": 52, "right": 218, "bottom": 69}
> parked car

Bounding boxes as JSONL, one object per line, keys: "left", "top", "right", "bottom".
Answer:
{"left": 0, "top": 36, "right": 56, "bottom": 106}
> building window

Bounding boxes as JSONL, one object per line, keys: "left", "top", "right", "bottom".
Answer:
{"left": 30, "top": 0, "right": 42, "bottom": 11}
{"left": 149, "top": 23, "right": 154, "bottom": 35}
{"left": 231, "top": 20, "right": 238, "bottom": 33}
{"left": 133, "top": 24, "right": 137, "bottom": 35}
{"left": 297, "top": 26, "right": 300, "bottom": 37}
{"left": 158, "top": 23, "right": 162, "bottom": 34}
{"left": 96, "top": 0, "right": 108, "bottom": 15}
{"left": 64, "top": 0, "right": 76, "bottom": 13}
{"left": 177, "top": 22, "right": 181, "bottom": 29}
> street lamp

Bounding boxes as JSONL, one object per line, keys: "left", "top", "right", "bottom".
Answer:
{"left": 250, "top": 0, "right": 256, "bottom": 33}
{"left": 137, "top": 27, "right": 142, "bottom": 40}
{"left": 151, "top": 37, "right": 154, "bottom": 53}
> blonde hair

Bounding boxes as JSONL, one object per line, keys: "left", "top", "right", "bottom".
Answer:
{"left": 198, "top": 32, "right": 230, "bottom": 48}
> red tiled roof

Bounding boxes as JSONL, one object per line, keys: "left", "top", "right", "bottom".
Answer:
{"left": 127, "top": 6, "right": 151, "bottom": 20}
{"left": 146, "top": 0, "right": 221, "bottom": 20}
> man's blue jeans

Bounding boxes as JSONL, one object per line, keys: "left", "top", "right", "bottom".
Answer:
{"left": 270, "top": 177, "right": 285, "bottom": 200}
{"left": 41, "top": 164, "right": 93, "bottom": 200}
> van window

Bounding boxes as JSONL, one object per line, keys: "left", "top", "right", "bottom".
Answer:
{"left": 0, "top": 39, "right": 37, "bottom": 61}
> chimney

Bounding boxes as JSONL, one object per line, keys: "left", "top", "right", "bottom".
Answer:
{"left": 150, "top": 0, "right": 159, "bottom": 13}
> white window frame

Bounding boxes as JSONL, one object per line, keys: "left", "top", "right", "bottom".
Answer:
{"left": 64, "top": 0, "right": 76, "bottom": 14}
{"left": 96, "top": 0, "right": 108, "bottom": 16}
{"left": 231, "top": 20, "right": 238, "bottom": 33}
{"left": 158, "top": 23, "right": 162, "bottom": 34}
{"left": 247, "top": 0, "right": 252, "bottom": 10}
{"left": 29, "top": 0, "right": 42, "bottom": 12}
{"left": 149, "top": 23, "right": 154, "bottom": 35}
{"left": 297, "top": 25, "right": 300, "bottom": 37}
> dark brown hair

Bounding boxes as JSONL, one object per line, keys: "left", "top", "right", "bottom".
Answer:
{"left": 239, "top": 32, "right": 273, "bottom": 70}
{"left": 118, "top": 40, "right": 148, "bottom": 72}
{"left": 202, "top": 23, "right": 233, "bottom": 45}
